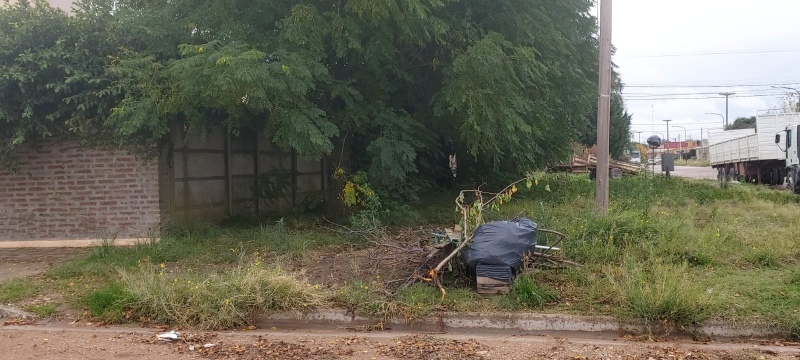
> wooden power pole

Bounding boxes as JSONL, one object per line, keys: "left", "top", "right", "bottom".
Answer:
{"left": 595, "top": 0, "right": 613, "bottom": 214}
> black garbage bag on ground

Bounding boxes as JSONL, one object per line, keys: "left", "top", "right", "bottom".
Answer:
{"left": 462, "top": 218, "right": 538, "bottom": 276}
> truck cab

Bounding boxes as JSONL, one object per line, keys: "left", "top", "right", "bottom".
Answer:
{"left": 777, "top": 125, "right": 800, "bottom": 193}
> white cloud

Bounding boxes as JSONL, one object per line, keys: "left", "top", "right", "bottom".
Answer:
{"left": 612, "top": 0, "right": 800, "bottom": 142}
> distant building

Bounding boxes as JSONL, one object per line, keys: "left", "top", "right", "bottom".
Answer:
{"left": 4, "top": 0, "right": 72, "bottom": 13}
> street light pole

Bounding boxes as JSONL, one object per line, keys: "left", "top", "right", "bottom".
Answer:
{"left": 705, "top": 112, "right": 725, "bottom": 129}
{"left": 772, "top": 86, "right": 800, "bottom": 112}
{"left": 663, "top": 119, "right": 672, "bottom": 153}
{"left": 635, "top": 131, "right": 643, "bottom": 144}
{"left": 719, "top": 92, "right": 735, "bottom": 127}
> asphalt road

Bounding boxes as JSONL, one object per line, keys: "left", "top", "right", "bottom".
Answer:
{"left": 668, "top": 166, "right": 718, "bottom": 180}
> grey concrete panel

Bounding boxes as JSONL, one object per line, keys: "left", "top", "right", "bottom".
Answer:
{"left": 185, "top": 153, "right": 226, "bottom": 178}
{"left": 231, "top": 154, "right": 256, "bottom": 176}
{"left": 174, "top": 179, "right": 227, "bottom": 207}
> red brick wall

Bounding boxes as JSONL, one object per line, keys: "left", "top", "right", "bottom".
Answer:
{"left": 0, "top": 140, "right": 161, "bottom": 241}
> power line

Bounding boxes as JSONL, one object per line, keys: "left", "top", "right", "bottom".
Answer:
{"left": 625, "top": 93, "right": 785, "bottom": 101}
{"left": 762, "top": 55, "right": 800, "bottom": 80}
{"left": 630, "top": 123, "right": 727, "bottom": 128}
{"left": 625, "top": 81, "right": 800, "bottom": 88}
{"left": 617, "top": 48, "right": 800, "bottom": 59}
{"left": 624, "top": 89, "right": 785, "bottom": 97}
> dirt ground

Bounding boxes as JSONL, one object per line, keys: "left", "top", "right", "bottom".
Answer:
{"left": 0, "top": 248, "right": 89, "bottom": 282}
{"left": 1, "top": 324, "right": 799, "bottom": 360}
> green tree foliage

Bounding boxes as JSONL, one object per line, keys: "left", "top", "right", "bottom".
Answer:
{"left": 0, "top": 0, "right": 630, "bottom": 201}
{"left": 725, "top": 116, "right": 756, "bottom": 130}
{"left": 103, "top": 0, "right": 602, "bottom": 192}
{"left": 578, "top": 61, "right": 633, "bottom": 160}
{"left": 0, "top": 0, "right": 144, "bottom": 167}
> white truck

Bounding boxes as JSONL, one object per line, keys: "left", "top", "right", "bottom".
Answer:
{"left": 709, "top": 112, "right": 800, "bottom": 188}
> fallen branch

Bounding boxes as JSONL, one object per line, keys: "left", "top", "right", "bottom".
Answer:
{"left": 531, "top": 252, "right": 583, "bottom": 267}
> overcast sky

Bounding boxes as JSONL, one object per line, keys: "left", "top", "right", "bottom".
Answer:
{"left": 613, "top": 0, "right": 800, "bottom": 143}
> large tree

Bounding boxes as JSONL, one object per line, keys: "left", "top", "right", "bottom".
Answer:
{"left": 725, "top": 116, "right": 756, "bottom": 130}
{"left": 1, "top": 0, "right": 607, "bottom": 201}
{"left": 102, "top": 0, "right": 599, "bottom": 191}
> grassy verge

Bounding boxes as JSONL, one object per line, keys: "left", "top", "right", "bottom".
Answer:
{"left": 0, "top": 221, "right": 350, "bottom": 327}
{"left": 2, "top": 174, "right": 800, "bottom": 337}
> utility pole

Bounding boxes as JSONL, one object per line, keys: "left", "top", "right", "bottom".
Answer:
{"left": 663, "top": 119, "right": 672, "bottom": 177}
{"left": 663, "top": 120, "right": 672, "bottom": 153}
{"left": 719, "top": 92, "right": 735, "bottom": 127}
{"left": 595, "top": 0, "right": 612, "bottom": 214}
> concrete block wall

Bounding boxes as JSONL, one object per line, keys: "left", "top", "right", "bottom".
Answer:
{"left": 164, "top": 127, "right": 327, "bottom": 226}
{"left": 0, "top": 140, "right": 160, "bottom": 241}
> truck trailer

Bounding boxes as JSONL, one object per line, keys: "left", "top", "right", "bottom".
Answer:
{"left": 709, "top": 112, "right": 800, "bottom": 185}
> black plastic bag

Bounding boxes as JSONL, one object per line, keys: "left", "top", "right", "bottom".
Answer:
{"left": 463, "top": 218, "right": 538, "bottom": 274}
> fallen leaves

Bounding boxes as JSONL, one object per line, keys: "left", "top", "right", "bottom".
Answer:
{"left": 1, "top": 318, "right": 35, "bottom": 326}
{"left": 195, "top": 337, "right": 338, "bottom": 360}
{"left": 376, "top": 335, "right": 486, "bottom": 360}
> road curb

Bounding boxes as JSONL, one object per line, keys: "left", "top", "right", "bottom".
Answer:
{"left": 0, "top": 304, "right": 33, "bottom": 320}
{"left": 258, "top": 310, "right": 784, "bottom": 339}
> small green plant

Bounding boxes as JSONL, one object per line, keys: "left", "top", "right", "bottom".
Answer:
{"left": 791, "top": 321, "right": 800, "bottom": 341}
{"left": 749, "top": 251, "right": 780, "bottom": 268}
{"left": 789, "top": 269, "right": 800, "bottom": 286}
{"left": 334, "top": 282, "right": 470, "bottom": 322}
{"left": 24, "top": 303, "right": 58, "bottom": 318}
{"left": 83, "top": 284, "right": 134, "bottom": 321}
{"left": 334, "top": 281, "right": 398, "bottom": 320}
{"left": 510, "top": 273, "right": 558, "bottom": 308}
{"left": 254, "top": 169, "right": 292, "bottom": 210}
{"left": 0, "top": 279, "right": 38, "bottom": 303}
{"left": 93, "top": 236, "right": 118, "bottom": 259}
{"left": 682, "top": 251, "right": 713, "bottom": 267}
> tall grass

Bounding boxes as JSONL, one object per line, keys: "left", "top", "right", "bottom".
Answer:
{"left": 475, "top": 173, "right": 800, "bottom": 334}
{"left": 119, "top": 263, "right": 324, "bottom": 329}
{"left": 611, "top": 260, "right": 717, "bottom": 329}
{"left": 46, "top": 221, "right": 349, "bottom": 281}
{"left": 9, "top": 173, "right": 800, "bottom": 336}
